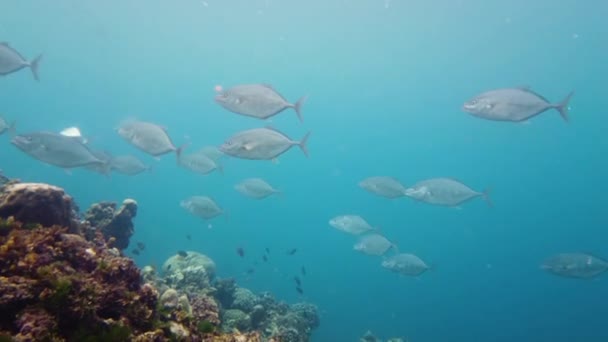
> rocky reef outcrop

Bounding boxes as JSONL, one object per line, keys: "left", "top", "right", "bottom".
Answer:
{"left": 0, "top": 179, "right": 320, "bottom": 341}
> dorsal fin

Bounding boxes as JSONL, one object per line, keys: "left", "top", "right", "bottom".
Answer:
{"left": 515, "top": 86, "right": 552, "bottom": 103}
{"left": 260, "top": 83, "right": 275, "bottom": 90}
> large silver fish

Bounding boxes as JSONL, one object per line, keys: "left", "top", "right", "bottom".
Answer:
{"left": 329, "top": 215, "right": 378, "bottom": 235}
{"left": 110, "top": 155, "right": 151, "bottom": 175}
{"left": 215, "top": 84, "right": 306, "bottom": 123}
{"left": 11, "top": 132, "right": 108, "bottom": 169}
{"left": 220, "top": 127, "right": 310, "bottom": 161}
{"left": 353, "top": 234, "right": 397, "bottom": 256}
{"left": 0, "top": 42, "right": 42, "bottom": 81}
{"left": 405, "top": 177, "right": 491, "bottom": 207}
{"left": 541, "top": 253, "right": 608, "bottom": 279}
{"left": 381, "top": 253, "right": 430, "bottom": 277}
{"left": 463, "top": 87, "right": 574, "bottom": 122}
{"left": 358, "top": 176, "right": 408, "bottom": 199}
{"left": 117, "top": 120, "right": 182, "bottom": 157}
{"left": 180, "top": 196, "right": 226, "bottom": 221}
{"left": 178, "top": 147, "right": 223, "bottom": 175}
{"left": 234, "top": 178, "right": 281, "bottom": 199}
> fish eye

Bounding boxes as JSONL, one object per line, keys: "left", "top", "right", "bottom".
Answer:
{"left": 470, "top": 99, "right": 478, "bottom": 105}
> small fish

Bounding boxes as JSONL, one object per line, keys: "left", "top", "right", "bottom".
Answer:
{"left": 301, "top": 266, "right": 306, "bottom": 276}
{"left": 246, "top": 267, "right": 255, "bottom": 275}
{"left": 287, "top": 248, "right": 297, "bottom": 256}
{"left": 265, "top": 247, "right": 270, "bottom": 254}
{"left": 131, "top": 249, "right": 140, "bottom": 256}
{"left": 329, "top": 215, "right": 379, "bottom": 235}
{"left": 186, "top": 234, "right": 192, "bottom": 241}
{"left": 262, "top": 255, "right": 268, "bottom": 262}
{"left": 382, "top": 253, "right": 430, "bottom": 277}
{"left": 294, "top": 276, "right": 302, "bottom": 286}
{"left": 116, "top": 119, "right": 183, "bottom": 157}
{"left": 354, "top": 234, "right": 397, "bottom": 256}
{"left": 237, "top": 247, "right": 245, "bottom": 258}
{"left": 405, "top": 177, "right": 491, "bottom": 207}
{"left": 296, "top": 286, "right": 304, "bottom": 295}
{"left": 0, "top": 42, "right": 42, "bottom": 81}
{"left": 167, "top": 264, "right": 172, "bottom": 270}
{"left": 177, "top": 250, "right": 188, "bottom": 258}
{"left": 136, "top": 242, "right": 146, "bottom": 250}
{"left": 463, "top": 87, "right": 574, "bottom": 123}
{"left": 220, "top": 127, "right": 310, "bottom": 161}
{"left": 215, "top": 83, "right": 306, "bottom": 122}
{"left": 235, "top": 178, "right": 281, "bottom": 199}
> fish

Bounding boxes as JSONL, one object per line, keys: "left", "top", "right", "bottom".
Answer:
{"left": 84, "top": 150, "right": 113, "bottom": 175}
{"left": 237, "top": 247, "right": 245, "bottom": 258}
{"left": 354, "top": 234, "right": 397, "bottom": 256}
{"left": 136, "top": 242, "right": 146, "bottom": 250}
{"left": 197, "top": 146, "right": 225, "bottom": 162}
{"left": 246, "top": 267, "right": 255, "bottom": 275}
{"left": 294, "top": 276, "right": 302, "bottom": 286}
{"left": 116, "top": 119, "right": 183, "bottom": 157}
{"left": 177, "top": 250, "right": 188, "bottom": 258}
{"left": 220, "top": 127, "right": 310, "bottom": 161}
{"left": 110, "top": 155, "right": 152, "bottom": 175}
{"left": 381, "top": 253, "right": 430, "bottom": 277}
{"left": 541, "top": 253, "right": 608, "bottom": 279}
{"left": 262, "top": 255, "right": 268, "bottom": 262}
{"left": 329, "top": 215, "right": 378, "bottom": 235}
{"left": 405, "top": 177, "right": 491, "bottom": 207}
{"left": 178, "top": 146, "right": 223, "bottom": 175}
{"left": 358, "top": 176, "right": 408, "bottom": 199}
{"left": 180, "top": 196, "right": 226, "bottom": 221}
{"left": 131, "top": 249, "right": 140, "bottom": 256}
{"left": 0, "top": 42, "right": 42, "bottom": 81}
{"left": 296, "top": 286, "right": 304, "bottom": 295}
{"left": 287, "top": 248, "right": 297, "bottom": 256}
{"left": 234, "top": 178, "right": 281, "bottom": 199}
{"left": 265, "top": 247, "right": 270, "bottom": 254}
{"left": 301, "top": 266, "right": 306, "bottom": 276}
{"left": 215, "top": 84, "right": 306, "bottom": 123}
{"left": 59, "top": 126, "right": 88, "bottom": 144}
{"left": 11, "top": 132, "right": 110, "bottom": 170}
{"left": 462, "top": 87, "right": 574, "bottom": 123}
{"left": 186, "top": 234, "right": 192, "bottom": 241}
{"left": 0, "top": 117, "right": 16, "bottom": 136}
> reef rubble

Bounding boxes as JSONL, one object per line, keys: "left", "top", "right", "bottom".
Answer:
{"left": 0, "top": 180, "right": 319, "bottom": 341}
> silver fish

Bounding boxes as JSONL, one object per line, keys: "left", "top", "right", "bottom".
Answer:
{"left": 117, "top": 120, "right": 182, "bottom": 157}
{"left": 329, "top": 215, "right": 378, "bottom": 235}
{"left": 85, "top": 150, "right": 114, "bottom": 175}
{"left": 234, "top": 178, "right": 281, "bottom": 199}
{"left": 220, "top": 127, "right": 310, "bottom": 160}
{"left": 463, "top": 87, "right": 574, "bottom": 122}
{"left": 358, "top": 176, "right": 408, "bottom": 199}
{"left": 111, "top": 155, "right": 151, "bottom": 175}
{"left": 405, "top": 177, "right": 491, "bottom": 207}
{"left": 541, "top": 253, "right": 608, "bottom": 279}
{"left": 178, "top": 147, "right": 223, "bottom": 175}
{"left": 0, "top": 116, "right": 15, "bottom": 136}
{"left": 382, "top": 253, "right": 429, "bottom": 277}
{"left": 215, "top": 84, "right": 306, "bottom": 122}
{"left": 197, "top": 146, "right": 225, "bottom": 162}
{"left": 0, "top": 42, "right": 42, "bottom": 81}
{"left": 11, "top": 132, "right": 108, "bottom": 169}
{"left": 180, "top": 196, "right": 226, "bottom": 220}
{"left": 353, "top": 234, "right": 396, "bottom": 256}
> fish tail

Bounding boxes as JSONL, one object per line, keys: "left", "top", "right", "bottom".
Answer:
{"left": 8, "top": 121, "right": 16, "bottom": 138}
{"left": 175, "top": 143, "right": 189, "bottom": 163}
{"left": 555, "top": 91, "right": 574, "bottom": 122}
{"left": 482, "top": 187, "right": 493, "bottom": 207}
{"left": 294, "top": 96, "right": 307, "bottom": 123}
{"left": 298, "top": 131, "right": 311, "bottom": 158}
{"left": 29, "top": 54, "right": 42, "bottom": 81}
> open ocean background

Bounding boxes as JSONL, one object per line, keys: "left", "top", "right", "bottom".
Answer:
{"left": 1, "top": 1, "right": 607, "bottom": 341}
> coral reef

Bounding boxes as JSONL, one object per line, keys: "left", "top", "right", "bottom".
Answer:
{"left": 83, "top": 199, "right": 138, "bottom": 250}
{"left": 0, "top": 181, "right": 320, "bottom": 341}
{"left": 0, "top": 182, "right": 78, "bottom": 230}
{"left": 162, "top": 251, "right": 216, "bottom": 293}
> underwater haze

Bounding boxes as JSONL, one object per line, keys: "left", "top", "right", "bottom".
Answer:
{"left": 2, "top": 0, "right": 607, "bottom": 341}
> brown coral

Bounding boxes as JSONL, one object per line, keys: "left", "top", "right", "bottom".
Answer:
{"left": 0, "top": 182, "right": 77, "bottom": 230}
{"left": 83, "top": 199, "right": 138, "bottom": 250}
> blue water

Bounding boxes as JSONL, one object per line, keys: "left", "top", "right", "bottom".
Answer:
{"left": 2, "top": 1, "right": 607, "bottom": 341}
